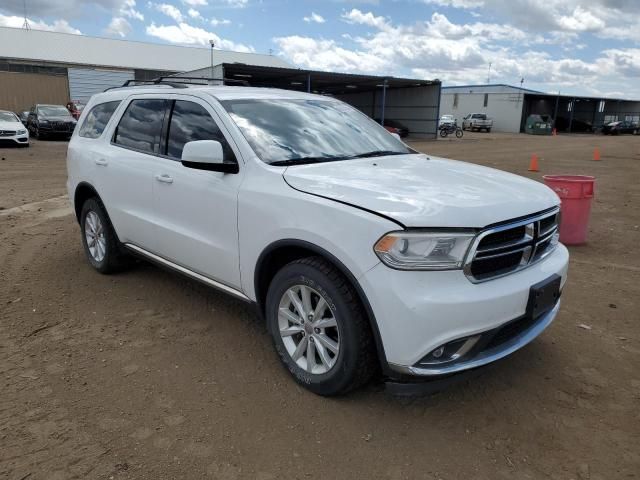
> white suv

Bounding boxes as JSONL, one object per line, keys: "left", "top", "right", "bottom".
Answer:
{"left": 67, "top": 83, "right": 569, "bottom": 395}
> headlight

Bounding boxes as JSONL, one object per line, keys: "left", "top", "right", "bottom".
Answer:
{"left": 17, "top": 129, "right": 27, "bottom": 135}
{"left": 39, "top": 119, "right": 49, "bottom": 124}
{"left": 374, "top": 231, "right": 475, "bottom": 270}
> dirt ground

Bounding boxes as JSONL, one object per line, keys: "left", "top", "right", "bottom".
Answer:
{"left": 1, "top": 133, "right": 639, "bottom": 479}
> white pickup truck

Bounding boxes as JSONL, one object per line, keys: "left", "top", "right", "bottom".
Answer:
{"left": 462, "top": 113, "right": 493, "bottom": 132}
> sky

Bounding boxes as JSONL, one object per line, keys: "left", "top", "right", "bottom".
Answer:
{"left": 1, "top": 0, "right": 639, "bottom": 98}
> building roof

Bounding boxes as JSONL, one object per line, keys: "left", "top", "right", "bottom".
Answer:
{"left": 0, "top": 26, "right": 291, "bottom": 72}
{"left": 441, "top": 83, "right": 543, "bottom": 94}
{"left": 176, "top": 63, "right": 439, "bottom": 95}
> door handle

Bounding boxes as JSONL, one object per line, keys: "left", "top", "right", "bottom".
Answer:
{"left": 155, "top": 174, "right": 174, "bottom": 184}
{"left": 94, "top": 158, "right": 108, "bottom": 166}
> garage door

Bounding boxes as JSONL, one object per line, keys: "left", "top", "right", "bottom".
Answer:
{"left": 68, "top": 68, "right": 134, "bottom": 104}
{"left": 0, "top": 71, "right": 69, "bottom": 112}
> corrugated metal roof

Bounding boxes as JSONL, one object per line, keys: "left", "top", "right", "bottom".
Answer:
{"left": 0, "top": 26, "right": 291, "bottom": 72}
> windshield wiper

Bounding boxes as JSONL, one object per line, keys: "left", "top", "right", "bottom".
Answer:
{"left": 270, "top": 156, "right": 347, "bottom": 166}
{"left": 346, "top": 150, "right": 405, "bottom": 159}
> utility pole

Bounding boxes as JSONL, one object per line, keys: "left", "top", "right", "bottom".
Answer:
{"left": 487, "top": 62, "right": 492, "bottom": 84}
{"left": 209, "top": 39, "right": 215, "bottom": 80}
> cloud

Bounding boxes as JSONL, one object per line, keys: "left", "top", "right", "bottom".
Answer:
{"left": 422, "top": 0, "right": 484, "bottom": 7}
{"left": 105, "top": 16, "right": 132, "bottom": 37}
{"left": 275, "top": 9, "right": 640, "bottom": 98}
{"left": 182, "top": 0, "right": 207, "bottom": 5}
{"left": 0, "top": 14, "right": 82, "bottom": 34}
{"left": 187, "top": 8, "right": 203, "bottom": 20}
{"left": 273, "top": 35, "right": 388, "bottom": 73}
{"left": 210, "top": 17, "right": 231, "bottom": 26}
{"left": 341, "top": 8, "right": 388, "bottom": 29}
{"left": 0, "top": 0, "right": 142, "bottom": 18}
{"left": 146, "top": 21, "right": 254, "bottom": 52}
{"left": 119, "top": 0, "right": 143, "bottom": 20}
{"left": 152, "top": 3, "right": 184, "bottom": 22}
{"left": 303, "top": 12, "right": 326, "bottom": 24}
{"left": 223, "top": 0, "right": 248, "bottom": 7}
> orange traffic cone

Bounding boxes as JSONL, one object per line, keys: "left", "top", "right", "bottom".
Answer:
{"left": 528, "top": 154, "right": 539, "bottom": 172}
{"left": 593, "top": 147, "right": 601, "bottom": 161}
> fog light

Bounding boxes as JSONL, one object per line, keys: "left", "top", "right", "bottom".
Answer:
{"left": 431, "top": 346, "right": 445, "bottom": 358}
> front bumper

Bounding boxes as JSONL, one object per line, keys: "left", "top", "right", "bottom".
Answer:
{"left": 0, "top": 132, "right": 29, "bottom": 145}
{"left": 359, "top": 244, "right": 569, "bottom": 377}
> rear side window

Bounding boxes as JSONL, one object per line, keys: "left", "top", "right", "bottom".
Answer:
{"left": 165, "top": 100, "right": 235, "bottom": 162}
{"left": 114, "top": 99, "right": 167, "bottom": 154}
{"left": 79, "top": 101, "right": 120, "bottom": 139}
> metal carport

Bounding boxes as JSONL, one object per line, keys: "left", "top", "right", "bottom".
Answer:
{"left": 174, "top": 63, "right": 441, "bottom": 139}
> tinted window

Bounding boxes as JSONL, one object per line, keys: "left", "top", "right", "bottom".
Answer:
{"left": 166, "top": 100, "right": 235, "bottom": 162}
{"left": 114, "top": 99, "right": 167, "bottom": 154}
{"left": 79, "top": 101, "right": 120, "bottom": 139}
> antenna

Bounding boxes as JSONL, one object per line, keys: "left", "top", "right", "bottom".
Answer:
{"left": 22, "top": 0, "right": 31, "bottom": 30}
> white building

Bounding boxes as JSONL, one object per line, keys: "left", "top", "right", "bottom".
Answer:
{"left": 440, "top": 83, "right": 640, "bottom": 133}
{"left": 440, "top": 84, "right": 535, "bottom": 133}
{"left": 0, "top": 26, "right": 290, "bottom": 111}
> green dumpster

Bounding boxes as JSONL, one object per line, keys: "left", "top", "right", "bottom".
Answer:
{"left": 525, "top": 114, "right": 553, "bottom": 135}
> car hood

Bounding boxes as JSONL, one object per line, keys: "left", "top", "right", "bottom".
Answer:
{"left": 0, "top": 121, "right": 23, "bottom": 130}
{"left": 41, "top": 116, "right": 75, "bottom": 122}
{"left": 283, "top": 154, "right": 559, "bottom": 228}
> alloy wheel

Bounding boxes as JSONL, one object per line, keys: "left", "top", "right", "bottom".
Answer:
{"left": 84, "top": 211, "right": 106, "bottom": 262}
{"left": 278, "top": 285, "right": 340, "bottom": 374}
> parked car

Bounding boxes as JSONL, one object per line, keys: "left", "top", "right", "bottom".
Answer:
{"left": 525, "top": 114, "right": 553, "bottom": 135}
{"left": 601, "top": 121, "right": 639, "bottom": 135}
{"left": 18, "top": 111, "right": 30, "bottom": 126}
{"left": 27, "top": 104, "right": 77, "bottom": 140}
{"left": 66, "top": 101, "right": 86, "bottom": 120}
{"left": 67, "top": 84, "right": 568, "bottom": 395}
{"left": 439, "top": 114, "right": 455, "bottom": 127}
{"left": 0, "top": 110, "right": 29, "bottom": 147}
{"left": 462, "top": 113, "right": 493, "bottom": 132}
{"left": 374, "top": 118, "right": 409, "bottom": 138}
{"left": 554, "top": 117, "right": 593, "bottom": 133}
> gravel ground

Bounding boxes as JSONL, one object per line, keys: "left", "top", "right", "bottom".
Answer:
{"left": 1, "top": 133, "right": 639, "bottom": 479}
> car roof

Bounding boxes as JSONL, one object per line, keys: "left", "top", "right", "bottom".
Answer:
{"left": 89, "top": 85, "right": 337, "bottom": 105}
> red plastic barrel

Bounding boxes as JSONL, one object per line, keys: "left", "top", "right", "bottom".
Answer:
{"left": 543, "top": 175, "right": 595, "bottom": 245}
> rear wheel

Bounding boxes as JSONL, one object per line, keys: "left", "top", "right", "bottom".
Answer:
{"left": 266, "top": 257, "right": 376, "bottom": 396}
{"left": 440, "top": 129, "right": 448, "bottom": 138}
{"left": 80, "top": 198, "right": 131, "bottom": 274}
{"left": 456, "top": 128, "right": 463, "bottom": 138}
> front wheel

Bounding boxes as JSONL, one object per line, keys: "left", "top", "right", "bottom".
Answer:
{"left": 455, "top": 128, "right": 463, "bottom": 138}
{"left": 266, "top": 257, "right": 376, "bottom": 396}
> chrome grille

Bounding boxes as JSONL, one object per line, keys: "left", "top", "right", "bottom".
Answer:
{"left": 0, "top": 130, "right": 17, "bottom": 136}
{"left": 464, "top": 208, "right": 560, "bottom": 283}
{"left": 51, "top": 121, "right": 72, "bottom": 131}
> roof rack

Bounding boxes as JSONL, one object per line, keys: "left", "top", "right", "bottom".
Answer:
{"left": 103, "top": 76, "right": 249, "bottom": 92}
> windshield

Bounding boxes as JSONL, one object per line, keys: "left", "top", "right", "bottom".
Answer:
{"left": 39, "top": 106, "right": 72, "bottom": 117}
{"left": 220, "top": 98, "right": 411, "bottom": 165}
{"left": 0, "top": 112, "right": 19, "bottom": 122}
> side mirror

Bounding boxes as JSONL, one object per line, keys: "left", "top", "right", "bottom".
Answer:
{"left": 181, "top": 140, "right": 238, "bottom": 173}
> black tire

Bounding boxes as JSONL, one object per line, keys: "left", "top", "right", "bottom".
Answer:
{"left": 455, "top": 128, "right": 463, "bottom": 138}
{"left": 79, "top": 197, "right": 130, "bottom": 274}
{"left": 266, "top": 257, "right": 376, "bottom": 396}
{"left": 439, "top": 129, "right": 448, "bottom": 138}
{"left": 487, "top": 128, "right": 492, "bottom": 133}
